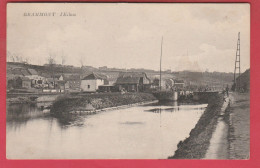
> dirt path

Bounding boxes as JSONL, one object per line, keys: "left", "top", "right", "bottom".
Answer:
{"left": 204, "top": 95, "right": 230, "bottom": 159}
{"left": 170, "top": 92, "right": 250, "bottom": 159}
{"left": 227, "top": 92, "right": 250, "bottom": 159}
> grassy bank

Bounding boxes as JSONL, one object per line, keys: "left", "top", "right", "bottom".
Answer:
{"left": 51, "top": 92, "right": 156, "bottom": 115}
{"left": 226, "top": 92, "right": 250, "bottom": 159}
{"left": 169, "top": 93, "right": 224, "bottom": 159}
{"left": 6, "top": 96, "right": 37, "bottom": 104}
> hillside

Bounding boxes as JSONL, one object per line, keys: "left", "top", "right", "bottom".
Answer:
{"left": 7, "top": 62, "right": 234, "bottom": 89}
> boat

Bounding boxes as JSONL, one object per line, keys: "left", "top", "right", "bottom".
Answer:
{"left": 152, "top": 37, "right": 178, "bottom": 101}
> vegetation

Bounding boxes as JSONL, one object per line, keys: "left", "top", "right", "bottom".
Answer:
{"left": 51, "top": 92, "right": 156, "bottom": 115}
{"left": 169, "top": 93, "right": 224, "bottom": 159}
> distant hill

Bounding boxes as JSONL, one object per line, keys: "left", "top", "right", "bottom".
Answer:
{"left": 7, "top": 62, "right": 81, "bottom": 74}
{"left": 7, "top": 62, "right": 234, "bottom": 90}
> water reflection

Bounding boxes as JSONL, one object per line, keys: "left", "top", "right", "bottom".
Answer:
{"left": 55, "top": 113, "right": 86, "bottom": 128}
{"left": 7, "top": 103, "right": 50, "bottom": 129}
{"left": 7, "top": 102, "right": 207, "bottom": 159}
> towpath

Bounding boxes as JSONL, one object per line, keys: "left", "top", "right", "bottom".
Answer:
{"left": 205, "top": 92, "right": 250, "bottom": 159}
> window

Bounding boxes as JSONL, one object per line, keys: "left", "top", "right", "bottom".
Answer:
{"left": 88, "top": 85, "right": 90, "bottom": 89}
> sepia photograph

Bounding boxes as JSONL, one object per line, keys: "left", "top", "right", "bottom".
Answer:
{"left": 6, "top": 3, "right": 250, "bottom": 159}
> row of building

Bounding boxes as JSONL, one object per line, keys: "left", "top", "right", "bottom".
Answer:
{"left": 7, "top": 68, "right": 185, "bottom": 93}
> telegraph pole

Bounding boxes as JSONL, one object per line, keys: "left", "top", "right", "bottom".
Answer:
{"left": 234, "top": 32, "right": 241, "bottom": 91}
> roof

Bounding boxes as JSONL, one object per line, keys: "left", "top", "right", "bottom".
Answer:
{"left": 82, "top": 72, "right": 107, "bottom": 80}
{"left": 11, "top": 69, "right": 23, "bottom": 76}
{"left": 18, "top": 76, "right": 31, "bottom": 81}
{"left": 57, "top": 80, "right": 66, "bottom": 84}
{"left": 40, "top": 73, "right": 51, "bottom": 78}
{"left": 165, "top": 79, "right": 174, "bottom": 85}
{"left": 63, "top": 74, "right": 81, "bottom": 81}
{"left": 28, "top": 69, "right": 38, "bottom": 75}
{"left": 174, "top": 79, "right": 184, "bottom": 83}
{"left": 118, "top": 72, "right": 148, "bottom": 78}
{"left": 116, "top": 76, "right": 140, "bottom": 84}
{"left": 20, "top": 69, "right": 31, "bottom": 76}
{"left": 46, "top": 78, "right": 58, "bottom": 82}
{"left": 54, "top": 74, "right": 63, "bottom": 78}
{"left": 116, "top": 72, "right": 149, "bottom": 84}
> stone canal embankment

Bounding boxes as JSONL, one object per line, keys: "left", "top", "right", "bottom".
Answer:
{"left": 51, "top": 92, "right": 157, "bottom": 115}
{"left": 169, "top": 93, "right": 224, "bottom": 159}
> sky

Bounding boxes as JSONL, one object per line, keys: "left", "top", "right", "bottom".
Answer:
{"left": 7, "top": 3, "right": 250, "bottom": 73}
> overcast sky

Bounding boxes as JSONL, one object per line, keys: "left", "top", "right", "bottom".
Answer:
{"left": 7, "top": 3, "right": 250, "bottom": 73}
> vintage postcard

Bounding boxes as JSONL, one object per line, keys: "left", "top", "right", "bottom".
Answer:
{"left": 6, "top": 3, "right": 250, "bottom": 159}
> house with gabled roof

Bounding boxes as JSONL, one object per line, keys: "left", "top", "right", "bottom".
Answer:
{"left": 80, "top": 72, "right": 108, "bottom": 92}
{"left": 115, "top": 72, "right": 151, "bottom": 92}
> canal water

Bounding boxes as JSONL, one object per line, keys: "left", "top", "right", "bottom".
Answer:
{"left": 6, "top": 102, "right": 207, "bottom": 159}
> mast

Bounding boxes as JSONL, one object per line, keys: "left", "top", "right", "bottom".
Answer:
{"left": 160, "top": 36, "right": 163, "bottom": 91}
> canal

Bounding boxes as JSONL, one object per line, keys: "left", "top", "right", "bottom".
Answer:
{"left": 6, "top": 102, "right": 207, "bottom": 159}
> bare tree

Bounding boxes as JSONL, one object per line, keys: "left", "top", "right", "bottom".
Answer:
{"left": 24, "top": 57, "right": 30, "bottom": 64}
{"left": 7, "top": 51, "right": 26, "bottom": 63}
{"left": 7, "top": 51, "right": 14, "bottom": 62}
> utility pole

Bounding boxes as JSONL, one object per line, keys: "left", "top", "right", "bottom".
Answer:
{"left": 234, "top": 32, "right": 241, "bottom": 91}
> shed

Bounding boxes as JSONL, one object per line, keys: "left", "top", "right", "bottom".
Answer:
{"left": 115, "top": 72, "right": 150, "bottom": 92}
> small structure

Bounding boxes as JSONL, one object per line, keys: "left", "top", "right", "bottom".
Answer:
{"left": 98, "top": 85, "right": 117, "bottom": 92}
{"left": 115, "top": 72, "right": 150, "bottom": 92}
{"left": 16, "top": 77, "right": 32, "bottom": 89}
{"left": 64, "top": 75, "right": 81, "bottom": 91}
{"left": 27, "top": 69, "right": 46, "bottom": 86}
{"left": 173, "top": 79, "right": 185, "bottom": 90}
{"left": 152, "top": 78, "right": 174, "bottom": 90}
{"left": 46, "top": 78, "right": 58, "bottom": 89}
{"left": 53, "top": 74, "right": 64, "bottom": 81}
{"left": 80, "top": 72, "right": 108, "bottom": 92}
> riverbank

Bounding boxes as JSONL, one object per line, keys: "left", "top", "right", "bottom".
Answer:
{"left": 226, "top": 92, "right": 250, "bottom": 159}
{"left": 169, "top": 93, "right": 224, "bottom": 159}
{"left": 6, "top": 96, "right": 37, "bottom": 104}
{"left": 51, "top": 92, "right": 157, "bottom": 115}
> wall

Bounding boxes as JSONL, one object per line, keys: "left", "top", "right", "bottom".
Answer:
{"left": 143, "top": 77, "right": 150, "bottom": 84}
{"left": 80, "top": 80, "right": 97, "bottom": 92}
{"left": 96, "top": 79, "right": 104, "bottom": 89}
{"left": 80, "top": 79, "right": 104, "bottom": 92}
{"left": 22, "top": 81, "right": 31, "bottom": 88}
